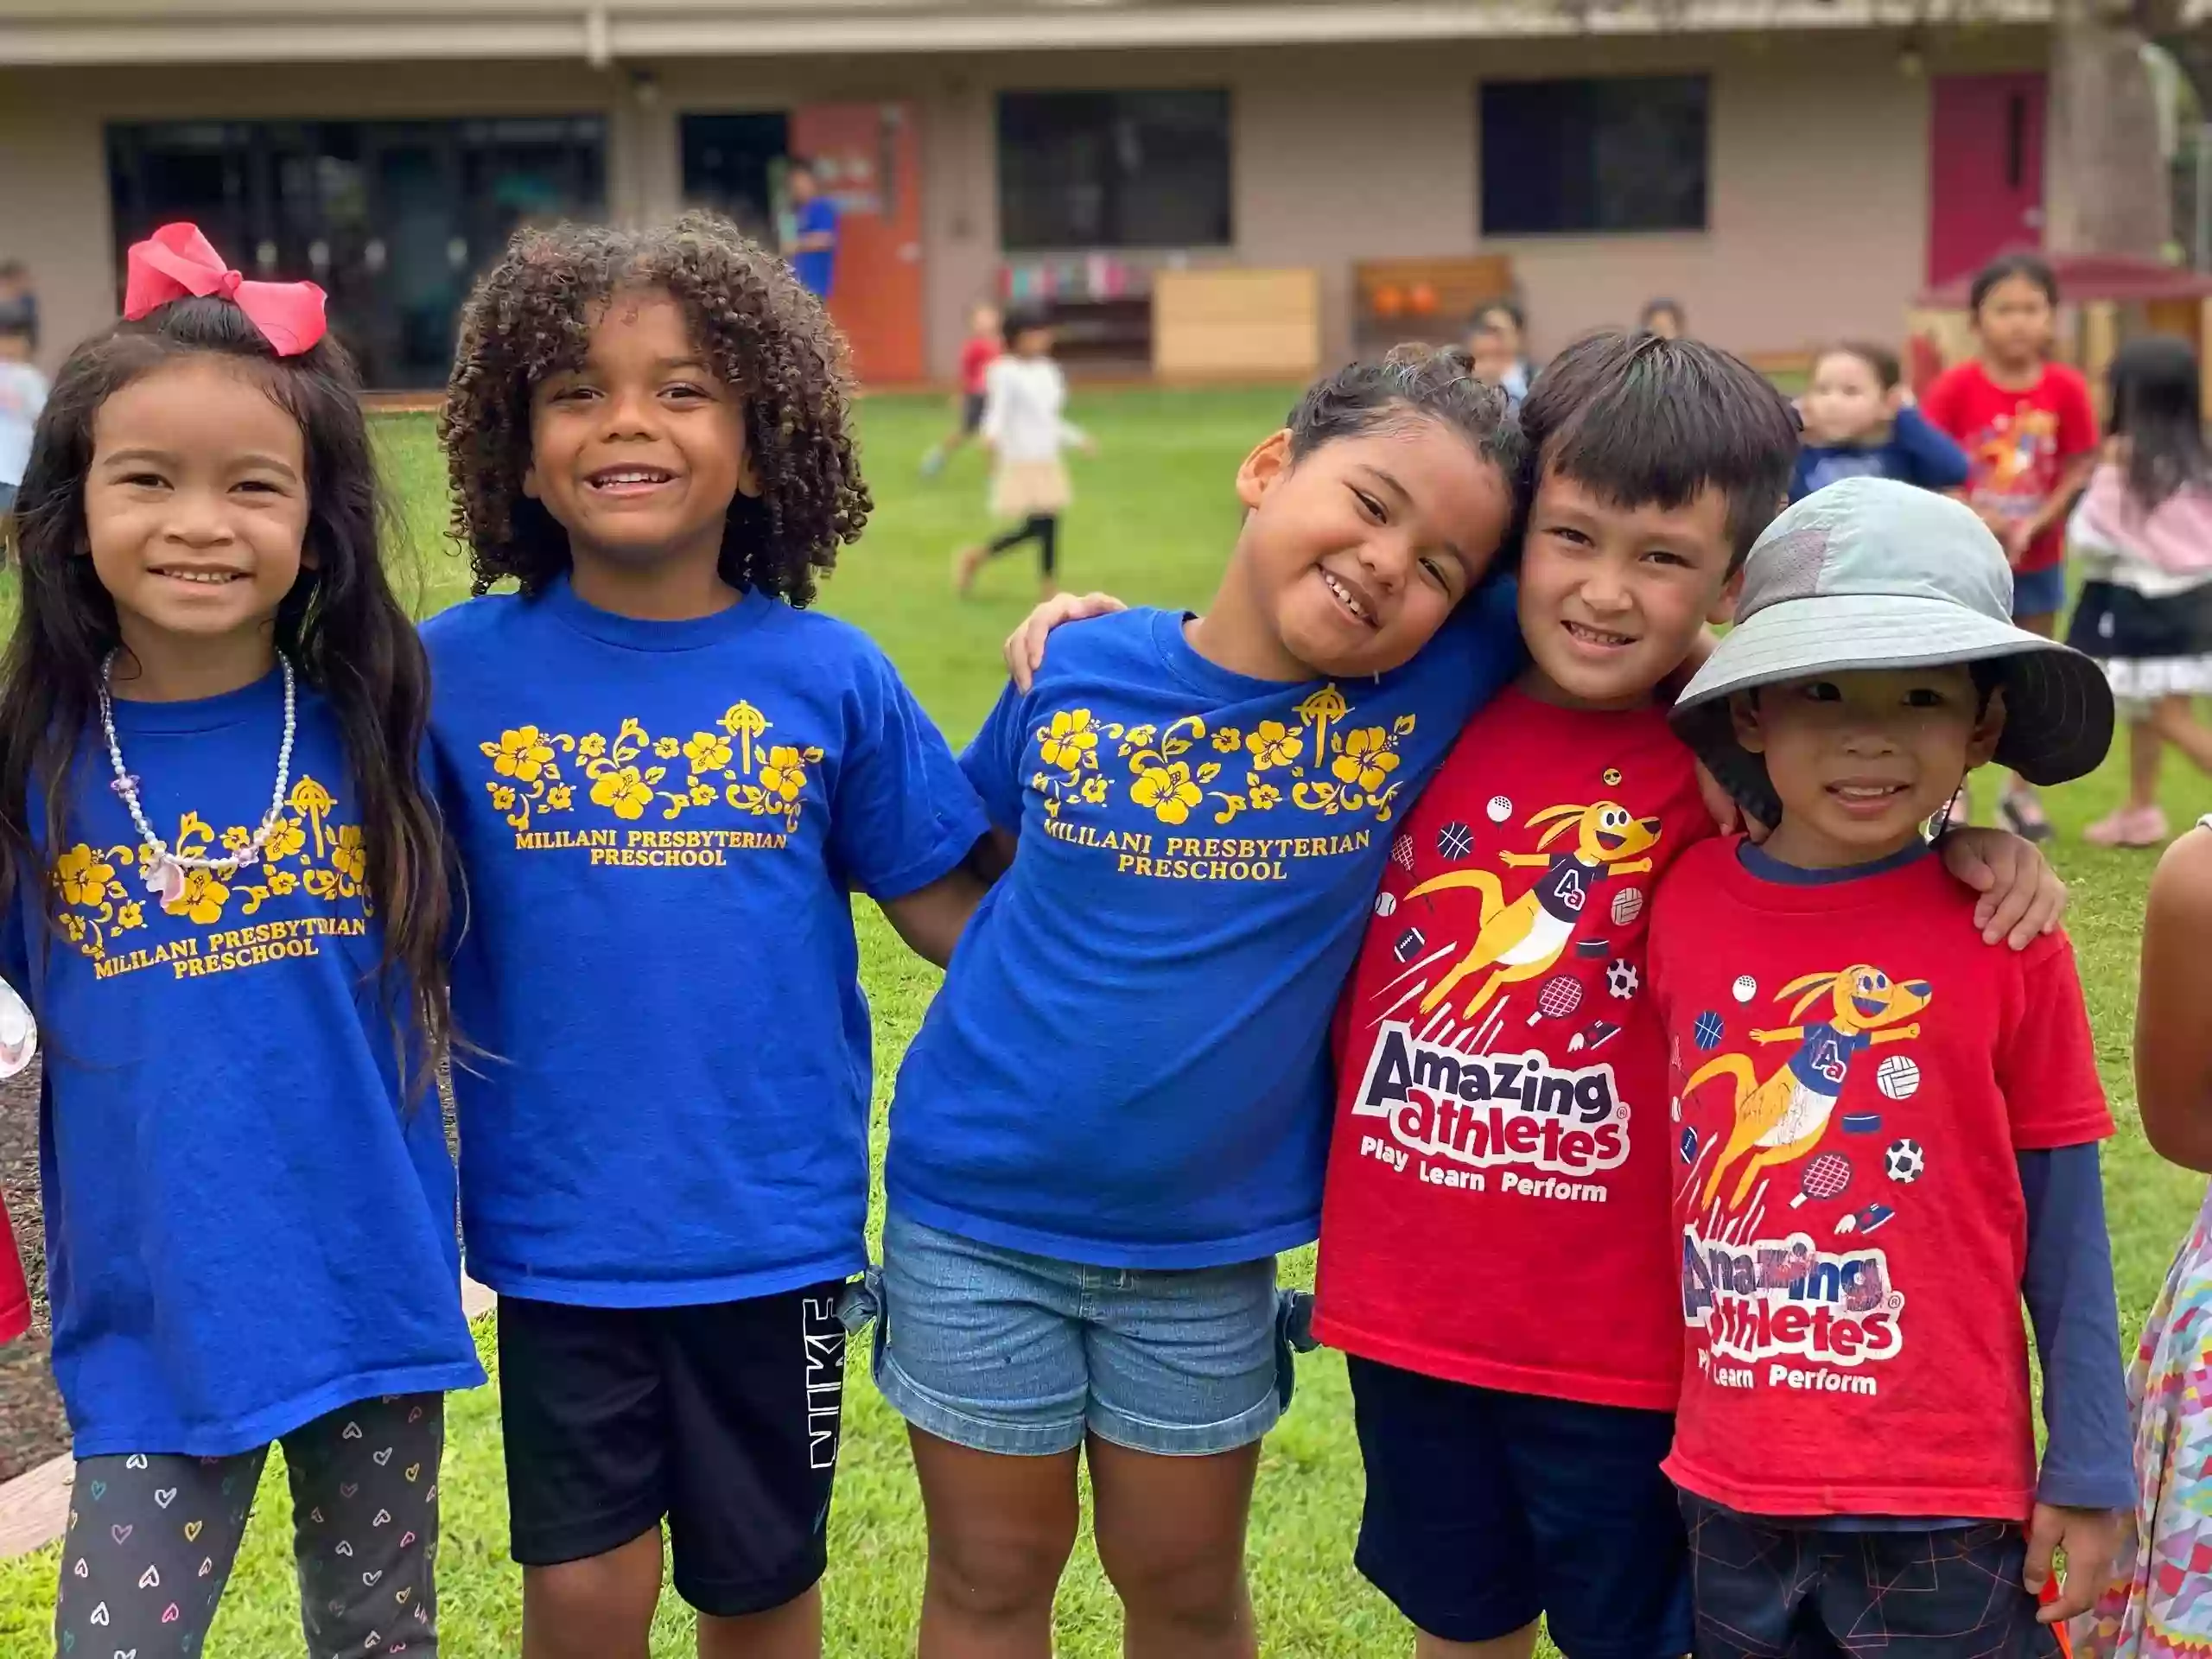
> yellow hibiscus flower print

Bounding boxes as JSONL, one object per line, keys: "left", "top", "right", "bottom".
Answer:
{"left": 1245, "top": 721, "right": 1304, "bottom": 771}
{"left": 60, "top": 913, "right": 84, "bottom": 944}
{"left": 1038, "top": 710, "right": 1098, "bottom": 774}
{"left": 115, "top": 900, "right": 144, "bottom": 930}
{"left": 591, "top": 766, "right": 653, "bottom": 821}
{"left": 263, "top": 817, "right": 306, "bottom": 864}
{"left": 1080, "top": 775, "right": 1110, "bottom": 805}
{"left": 265, "top": 870, "right": 298, "bottom": 898}
{"left": 1131, "top": 761, "right": 1203, "bottom": 826}
{"left": 578, "top": 733, "right": 607, "bottom": 760}
{"left": 1211, "top": 728, "right": 1242, "bottom": 753}
{"left": 683, "top": 732, "right": 733, "bottom": 774}
{"left": 331, "top": 826, "right": 367, "bottom": 884}
{"left": 1249, "top": 782, "right": 1282, "bottom": 810}
{"left": 221, "top": 824, "right": 253, "bottom": 855}
{"left": 690, "top": 780, "right": 718, "bottom": 806}
{"left": 167, "top": 868, "right": 229, "bottom": 925}
{"left": 1332, "top": 728, "right": 1400, "bottom": 792}
{"left": 759, "top": 747, "right": 810, "bottom": 804}
{"left": 491, "top": 726, "right": 556, "bottom": 784}
{"left": 55, "top": 845, "right": 114, "bottom": 908}
{"left": 489, "top": 785, "right": 518, "bottom": 813}
{"left": 546, "top": 785, "right": 575, "bottom": 811}
{"left": 653, "top": 735, "right": 683, "bottom": 760}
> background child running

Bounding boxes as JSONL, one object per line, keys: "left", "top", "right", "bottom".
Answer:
{"left": 1468, "top": 300, "right": 1534, "bottom": 404}
{"left": 0, "top": 311, "right": 47, "bottom": 524}
{"left": 1922, "top": 252, "right": 2100, "bottom": 841}
{"left": 922, "top": 302, "right": 1001, "bottom": 478}
{"left": 1, "top": 224, "right": 481, "bottom": 1659}
{"left": 1660, "top": 479, "right": 2129, "bottom": 1657}
{"left": 1792, "top": 341, "right": 1970, "bottom": 502}
{"left": 2069, "top": 334, "right": 2212, "bottom": 849}
{"left": 1319, "top": 335, "right": 2063, "bottom": 1659}
{"left": 430, "top": 213, "right": 988, "bottom": 1659}
{"left": 2089, "top": 817, "right": 2212, "bottom": 1656}
{"left": 880, "top": 346, "right": 1524, "bottom": 1659}
{"left": 952, "top": 306, "right": 1094, "bottom": 601}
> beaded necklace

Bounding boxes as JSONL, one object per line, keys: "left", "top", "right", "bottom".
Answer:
{"left": 98, "top": 650, "right": 296, "bottom": 900}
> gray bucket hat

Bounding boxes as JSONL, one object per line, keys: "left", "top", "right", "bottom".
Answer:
{"left": 1671, "top": 477, "right": 2113, "bottom": 827}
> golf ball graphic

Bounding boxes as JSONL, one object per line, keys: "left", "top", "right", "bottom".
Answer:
{"left": 1486, "top": 795, "right": 1513, "bottom": 823}
{"left": 1732, "top": 975, "right": 1758, "bottom": 1003}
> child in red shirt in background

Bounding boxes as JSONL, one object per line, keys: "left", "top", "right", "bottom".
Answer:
{"left": 1317, "top": 336, "right": 2069, "bottom": 1659}
{"left": 1922, "top": 253, "right": 2100, "bottom": 842}
{"left": 1656, "top": 478, "right": 2130, "bottom": 1656}
{"left": 921, "top": 301, "right": 1003, "bottom": 477}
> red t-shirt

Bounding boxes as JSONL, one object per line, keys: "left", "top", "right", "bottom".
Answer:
{"left": 1920, "top": 359, "right": 2098, "bottom": 575}
{"left": 1315, "top": 689, "right": 1712, "bottom": 1409}
{"left": 1647, "top": 840, "right": 2112, "bottom": 1519}
{"left": 0, "top": 1196, "right": 27, "bottom": 1345}
{"left": 960, "top": 337, "right": 1000, "bottom": 396}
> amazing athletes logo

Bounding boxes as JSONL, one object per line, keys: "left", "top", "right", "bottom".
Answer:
{"left": 1351, "top": 1021, "right": 1630, "bottom": 1178}
{"left": 1681, "top": 1227, "right": 1904, "bottom": 1369}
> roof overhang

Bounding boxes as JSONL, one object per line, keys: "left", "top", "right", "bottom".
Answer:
{"left": 0, "top": 0, "right": 2055, "bottom": 69}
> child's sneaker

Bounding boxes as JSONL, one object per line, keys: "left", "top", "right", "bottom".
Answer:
{"left": 2084, "top": 803, "right": 2169, "bottom": 847}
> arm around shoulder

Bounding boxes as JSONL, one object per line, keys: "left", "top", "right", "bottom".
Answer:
{"left": 2138, "top": 827, "right": 2212, "bottom": 1171}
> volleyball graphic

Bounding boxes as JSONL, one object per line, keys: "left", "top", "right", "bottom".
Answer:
{"left": 1790, "top": 1152, "right": 1852, "bottom": 1208}
{"left": 1611, "top": 887, "right": 1644, "bottom": 926}
{"left": 1373, "top": 892, "right": 1397, "bottom": 918}
{"left": 1486, "top": 795, "right": 1513, "bottom": 823}
{"left": 1732, "top": 975, "right": 1758, "bottom": 1003}
{"left": 1876, "top": 1054, "right": 1921, "bottom": 1101}
{"left": 1529, "top": 974, "right": 1584, "bottom": 1025}
{"left": 1885, "top": 1139, "right": 1926, "bottom": 1183}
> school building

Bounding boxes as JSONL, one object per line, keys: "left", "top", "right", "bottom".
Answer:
{"left": 1, "top": 0, "right": 2064, "bottom": 390}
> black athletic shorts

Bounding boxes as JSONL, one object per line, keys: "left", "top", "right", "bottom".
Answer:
{"left": 961, "top": 390, "right": 988, "bottom": 433}
{"left": 498, "top": 1283, "right": 851, "bottom": 1617}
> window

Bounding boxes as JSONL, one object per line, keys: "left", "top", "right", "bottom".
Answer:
{"left": 998, "top": 90, "right": 1232, "bottom": 251}
{"left": 1480, "top": 76, "right": 1707, "bottom": 235}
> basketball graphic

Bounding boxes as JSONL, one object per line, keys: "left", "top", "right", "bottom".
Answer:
{"left": 1529, "top": 974, "right": 1584, "bottom": 1025}
{"left": 1732, "top": 975, "right": 1758, "bottom": 1003}
{"left": 1694, "top": 1010, "right": 1725, "bottom": 1051}
{"left": 1436, "top": 821, "right": 1473, "bottom": 861}
{"left": 1876, "top": 1054, "right": 1921, "bottom": 1101}
{"left": 1611, "top": 888, "right": 1644, "bottom": 926}
{"left": 1373, "top": 892, "right": 1397, "bottom": 918}
{"left": 1790, "top": 1152, "right": 1852, "bottom": 1208}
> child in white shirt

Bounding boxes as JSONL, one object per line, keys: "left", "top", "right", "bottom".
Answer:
{"left": 0, "top": 321, "right": 47, "bottom": 519}
{"left": 954, "top": 307, "right": 1095, "bottom": 600}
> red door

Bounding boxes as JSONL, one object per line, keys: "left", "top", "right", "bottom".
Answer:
{"left": 789, "top": 102, "right": 925, "bottom": 384}
{"left": 1928, "top": 73, "right": 2047, "bottom": 288}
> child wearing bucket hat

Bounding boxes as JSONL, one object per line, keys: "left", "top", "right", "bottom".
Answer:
{"left": 1649, "top": 477, "right": 2129, "bottom": 1656}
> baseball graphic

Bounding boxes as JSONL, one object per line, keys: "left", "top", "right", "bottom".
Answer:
{"left": 1373, "top": 892, "right": 1397, "bottom": 918}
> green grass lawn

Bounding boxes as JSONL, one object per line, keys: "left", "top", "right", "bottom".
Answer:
{"left": 0, "top": 386, "right": 2205, "bottom": 1656}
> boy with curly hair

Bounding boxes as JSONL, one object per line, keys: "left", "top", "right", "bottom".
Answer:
{"left": 427, "top": 213, "right": 990, "bottom": 1659}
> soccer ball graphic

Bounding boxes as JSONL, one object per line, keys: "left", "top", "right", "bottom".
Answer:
{"left": 1885, "top": 1139, "right": 1925, "bottom": 1184}
{"left": 1606, "top": 959, "right": 1639, "bottom": 999}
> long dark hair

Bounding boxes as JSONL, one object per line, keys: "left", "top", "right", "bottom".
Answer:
{"left": 442, "top": 212, "right": 870, "bottom": 606}
{"left": 2, "top": 296, "right": 454, "bottom": 1079}
{"left": 1968, "top": 251, "right": 2060, "bottom": 315}
{"left": 2107, "top": 334, "right": 2210, "bottom": 512}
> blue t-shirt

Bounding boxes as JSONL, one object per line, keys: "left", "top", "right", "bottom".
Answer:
{"left": 6, "top": 671, "right": 483, "bottom": 1459}
{"left": 792, "top": 198, "right": 840, "bottom": 298}
{"left": 887, "top": 591, "right": 1523, "bottom": 1268}
{"left": 423, "top": 576, "right": 985, "bottom": 1307}
{"left": 1791, "top": 406, "right": 1971, "bottom": 502}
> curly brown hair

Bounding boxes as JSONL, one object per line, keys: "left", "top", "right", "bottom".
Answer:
{"left": 440, "top": 212, "right": 872, "bottom": 606}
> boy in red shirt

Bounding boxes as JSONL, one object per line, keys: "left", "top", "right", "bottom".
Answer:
{"left": 921, "top": 301, "right": 1003, "bottom": 477}
{"left": 1655, "top": 477, "right": 2129, "bottom": 1655}
{"left": 1318, "top": 338, "right": 2066, "bottom": 1659}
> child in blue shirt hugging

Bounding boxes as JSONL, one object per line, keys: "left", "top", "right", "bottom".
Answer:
{"left": 1792, "top": 342, "right": 1971, "bottom": 504}
{"left": 428, "top": 214, "right": 988, "bottom": 1659}
{"left": 879, "top": 345, "right": 1526, "bottom": 1656}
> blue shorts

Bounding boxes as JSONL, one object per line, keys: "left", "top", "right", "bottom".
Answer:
{"left": 873, "top": 1208, "right": 1286, "bottom": 1458}
{"left": 1348, "top": 1357, "right": 1691, "bottom": 1659}
{"left": 1681, "top": 1494, "right": 2060, "bottom": 1657}
{"left": 2012, "top": 560, "right": 2067, "bottom": 620}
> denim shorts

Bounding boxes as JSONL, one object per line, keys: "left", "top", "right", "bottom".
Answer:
{"left": 873, "top": 1208, "right": 1287, "bottom": 1458}
{"left": 2012, "top": 559, "right": 2067, "bottom": 620}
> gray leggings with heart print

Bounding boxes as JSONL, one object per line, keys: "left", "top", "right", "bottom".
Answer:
{"left": 53, "top": 1392, "right": 442, "bottom": 1658}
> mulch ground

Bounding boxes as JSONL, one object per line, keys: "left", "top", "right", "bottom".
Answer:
{"left": 0, "top": 1063, "right": 67, "bottom": 1484}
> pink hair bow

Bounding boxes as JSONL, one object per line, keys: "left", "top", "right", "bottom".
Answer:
{"left": 122, "top": 222, "right": 328, "bottom": 357}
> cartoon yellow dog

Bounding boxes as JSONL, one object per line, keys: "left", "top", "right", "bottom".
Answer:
{"left": 1408, "top": 801, "right": 1661, "bottom": 1018}
{"left": 1688, "top": 965, "right": 1930, "bottom": 1211}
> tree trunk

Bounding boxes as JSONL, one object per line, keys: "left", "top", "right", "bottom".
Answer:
{"left": 2045, "top": 0, "right": 2172, "bottom": 257}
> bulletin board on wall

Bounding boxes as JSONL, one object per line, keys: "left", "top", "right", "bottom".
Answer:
{"left": 1152, "top": 268, "right": 1322, "bottom": 383}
